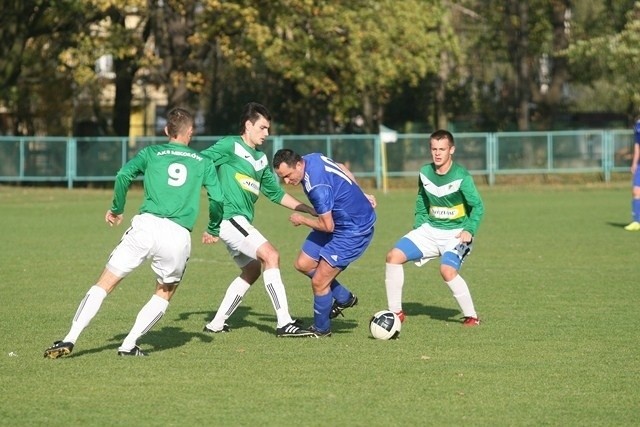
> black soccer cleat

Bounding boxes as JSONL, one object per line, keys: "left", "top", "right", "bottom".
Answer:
{"left": 43, "top": 341, "right": 74, "bottom": 359}
{"left": 203, "top": 324, "right": 231, "bottom": 333}
{"left": 117, "top": 346, "right": 147, "bottom": 357}
{"left": 276, "top": 322, "right": 317, "bottom": 337}
{"left": 329, "top": 294, "right": 359, "bottom": 319}
{"left": 308, "top": 325, "right": 332, "bottom": 338}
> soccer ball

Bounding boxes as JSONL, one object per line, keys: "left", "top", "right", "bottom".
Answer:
{"left": 369, "top": 310, "right": 401, "bottom": 340}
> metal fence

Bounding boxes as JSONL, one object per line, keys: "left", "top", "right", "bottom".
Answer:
{"left": 0, "top": 130, "right": 634, "bottom": 189}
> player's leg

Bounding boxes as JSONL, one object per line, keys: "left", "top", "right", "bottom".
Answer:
{"left": 118, "top": 282, "right": 177, "bottom": 356}
{"left": 118, "top": 216, "right": 191, "bottom": 355}
{"left": 204, "top": 218, "right": 261, "bottom": 332}
{"left": 311, "top": 230, "right": 374, "bottom": 333}
{"left": 309, "top": 259, "right": 342, "bottom": 336}
{"left": 204, "top": 259, "right": 260, "bottom": 332}
{"left": 385, "top": 226, "right": 436, "bottom": 322}
{"left": 43, "top": 268, "right": 122, "bottom": 359}
{"left": 215, "top": 216, "right": 312, "bottom": 336}
{"left": 440, "top": 237, "right": 479, "bottom": 325}
{"left": 625, "top": 172, "right": 640, "bottom": 230}
{"left": 44, "top": 216, "right": 150, "bottom": 359}
{"left": 296, "top": 231, "right": 354, "bottom": 310}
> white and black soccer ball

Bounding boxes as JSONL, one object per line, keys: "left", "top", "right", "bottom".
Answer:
{"left": 369, "top": 310, "right": 401, "bottom": 340}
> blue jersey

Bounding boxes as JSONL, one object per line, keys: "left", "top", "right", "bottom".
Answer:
{"left": 301, "top": 153, "right": 376, "bottom": 236}
{"left": 635, "top": 120, "right": 640, "bottom": 144}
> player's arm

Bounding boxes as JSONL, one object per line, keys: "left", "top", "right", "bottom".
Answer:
{"left": 413, "top": 175, "right": 429, "bottom": 229}
{"left": 460, "top": 175, "right": 484, "bottom": 237}
{"left": 262, "top": 166, "right": 317, "bottom": 215}
{"left": 203, "top": 161, "right": 224, "bottom": 238}
{"left": 289, "top": 211, "right": 334, "bottom": 232}
{"left": 280, "top": 193, "right": 317, "bottom": 216}
{"left": 201, "top": 137, "right": 231, "bottom": 166}
{"left": 107, "top": 150, "right": 146, "bottom": 226}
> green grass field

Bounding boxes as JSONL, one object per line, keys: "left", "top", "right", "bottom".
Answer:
{"left": 1, "top": 183, "right": 638, "bottom": 426}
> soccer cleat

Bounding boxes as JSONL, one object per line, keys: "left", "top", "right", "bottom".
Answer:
{"left": 624, "top": 221, "right": 640, "bottom": 231}
{"left": 203, "top": 324, "right": 230, "bottom": 333}
{"left": 43, "top": 341, "right": 74, "bottom": 359}
{"left": 395, "top": 310, "right": 406, "bottom": 323}
{"left": 462, "top": 316, "right": 480, "bottom": 327}
{"left": 117, "top": 346, "right": 147, "bottom": 356}
{"left": 276, "top": 322, "right": 317, "bottom": 337}
{"left": 308, "top": 325, "right": 332, "bottom": 338}
{"left": 329, "top": 294, "right": 359, "bottom": 319}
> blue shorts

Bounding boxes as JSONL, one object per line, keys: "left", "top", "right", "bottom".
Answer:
{"left": 301, "top": 228, "right": 374, "bottom": 270}
{"left": 634, "top": 166, "right": 640, "bottom": 187}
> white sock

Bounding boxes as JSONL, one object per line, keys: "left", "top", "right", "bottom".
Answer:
{"left": 206, "top": 277, "right": 251, "bottom": 330}
{"left": 385, "top": 263, "right": 404, "bottom": 313}
{"left": 446, "top": 275, "right": 477, "bottom": 318}
{"left": 63, "top": 285, "right": 108, "bottom": 344}
{"left": 119, "top": 295, "right": 169, "bottom": 352}
{"left": 263, "top": 268, "right": 293, "bottom": 327}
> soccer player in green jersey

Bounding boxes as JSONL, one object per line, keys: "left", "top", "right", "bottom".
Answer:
{"left": 384, "top": 129, "right": 484, "bottom": 327}
{"left": 44, "top": 108, "right": 224, "bottom": 358}
{"left": 200, "top": 102, "right": 316, "bottom": 337}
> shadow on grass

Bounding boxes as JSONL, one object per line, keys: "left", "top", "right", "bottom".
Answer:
{"left": 176, "top": 306, "right": 283, "bottom": 336}
{"left": 607, "top": 221, "right": 632, "bottom": 229}
{"left": 68, "top": 326, "right": 213, "bottom": 357}
{"left": 402, "top": 302, "right": 461, "bottom": 324}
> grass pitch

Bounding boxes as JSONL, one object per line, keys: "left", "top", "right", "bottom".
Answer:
{"left": 0, "top": 183, "right": 638, "bottom": 426}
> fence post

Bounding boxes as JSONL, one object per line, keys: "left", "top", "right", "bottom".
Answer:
{"left": 603, "top": 130, "right": 612, "bottom": 183}
{"left": 67, "top": 137, "right": 77, "bottom": 189}
{"left": 488, "top": 133, "right": 496, "bottom": 186}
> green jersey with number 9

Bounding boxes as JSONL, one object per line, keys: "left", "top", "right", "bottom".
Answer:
{"left": 110, "top": 142, "right": 223, "bottom": 233}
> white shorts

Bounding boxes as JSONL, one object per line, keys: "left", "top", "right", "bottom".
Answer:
{"left": 403, "top": 223, "right": 472, "bottom": 267}
{"left": 219, "top": 216, "right": 268, "bottom": 268}
{"left": 106, "top": 213, "right": 191, "bottom": 284}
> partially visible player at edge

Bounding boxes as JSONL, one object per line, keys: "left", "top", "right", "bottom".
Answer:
{"left": 384, "top": 129, "right": 484, "bottom": 327}
{"left": 272, "top": 149, "right": 377, "bottom": 337}
{"left": 200, "top": 102, "right": 316, "bottom": 337}
{"left": 624, "top": 116, "right": 640, "bottom": 231}
{"left": 44, "top": 107, "right": 224, "bottom": 358}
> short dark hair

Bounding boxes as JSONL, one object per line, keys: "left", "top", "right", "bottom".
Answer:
{"left": 430, "top": 129, "right": 455, "bottom": 146}
{"left": 273, "top": 148, "right": 302, "bottom": 169}
{"left": 165, "top": 107, "right": 194, "bottom": 138}
{"left": 239, "top": 102, "right": 272, "bottom": 134}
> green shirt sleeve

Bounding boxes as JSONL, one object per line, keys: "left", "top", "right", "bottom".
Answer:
{"left": 413, "top": 175, "right": 429, "bottom": 229}
{"left": 201, "top": 137, "right": 231, "bottom": 166}
{"left": 460, "top": 175, "right": 484, "bottom": 236}
{"left": 203, "top": 160, "right": 224, "bottom": 236}
{"left": 260, "top": 165, "right": 286, "bottom": 204}
{"left": 110, "top": 149, "right": 147, "bottom": 214}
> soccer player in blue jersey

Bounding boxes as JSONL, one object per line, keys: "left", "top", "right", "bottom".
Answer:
{"left": 273, "top": 149, "right": 377, "bottom": 337}
{"left": 624, "top": 116, "right": 640, "bottom": 231}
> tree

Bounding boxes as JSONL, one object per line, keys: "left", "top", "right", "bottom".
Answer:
{"left": 0, "top": 0, "right": 86, "bottom": 134}
{"left": 564, "top": 1, "right": 640, "bottom": 120}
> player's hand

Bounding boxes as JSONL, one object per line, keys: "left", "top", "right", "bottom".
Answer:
{"left": 365, "top": 193, "right": 377, "bottom": 208}
{"left": 105, "top": 210, "right": 123, "bottom": 227}
{"left": 456, "top": 230, "right": 473, "bottom": 243}
{"left": 202, "top": 232, "right": 219, "bottom": 244}
{"left": 289, "top": 213, "right": 304, "bottom": 226}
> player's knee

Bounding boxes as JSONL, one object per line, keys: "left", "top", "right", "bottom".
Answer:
{"left": 386, "top": 248, "right": 406, "bottom": 264}
{"left": 258, "top": 245, "right": 280, "bottom": 267}
{"left": 440, "top": 262, "right": 459, "bottom": 282}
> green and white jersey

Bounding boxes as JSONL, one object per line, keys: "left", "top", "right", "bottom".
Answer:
{"left": 111, "top": 142, "right": 224, "bottom": 233}
{"left": 201, "top": 136, "right": 285, "bottom": 223}
{"left": 413, "top": 162, "right": 484, "bottom": 235}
